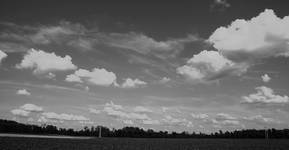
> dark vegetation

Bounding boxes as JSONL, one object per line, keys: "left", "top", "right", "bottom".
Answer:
{"left": 1, "top": 119, "right": 289, "bottom": 138}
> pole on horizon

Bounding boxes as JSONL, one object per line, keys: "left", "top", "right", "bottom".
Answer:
{"left": 265, "top": 127, "right": 269, "bottom": 139}
{"left": 98, "top": 126, "right": 102, "bottom": 138}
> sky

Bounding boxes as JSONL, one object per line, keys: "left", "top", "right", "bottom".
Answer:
{"left": 0, "top": 0, "right": 289, "bottom": 133}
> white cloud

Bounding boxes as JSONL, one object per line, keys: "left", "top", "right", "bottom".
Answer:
{"left": 37, "top": 116, "right": 60, "bottom": 123}
{"left": 191, "top": 113, "right": 209, "bottom": 119}
{"left": 159, "top": 77, "right": 171, "bottom": 84}
{"left": 0, "top": 50, "right": 7, "bottom": 63}
{"left": 65, "top": 74, "right": 83, "bottom": 83}
{"left": 41, "top": 112, "right": 89, "bottom": 121}
{"left": 27, "top": 118, "right": 34, "bottom": 122}
{"left": 142, "top": 119, "right": 160, "bottom": 125}
{"left": 162, "top": 115, "right": 194, "bottom": 127}
{"left": 45, "top": 72, "right": 56, "bottom": 79}
{"left": 243, "top": 86, "right": 289, "bottom": 104}
{"left": 121, "top": 78, "right": 147, "bottom": 88}
{"left": 212, "top": 119, "right": 240, "bottom": 126}
{"left": 103, "top": 102, "right": 151, "bottom": 121}
{"left": 209, "top": 9, "right": 289, "bottom": 61}
{"left": 65, "top": 68, "right": 118, "bottom": 86}
{"left": 123, "top": 120, "right": 134, "bottom": 125}
{"left": 16, "top": 89, "right": 31, "bottom": 96}
{"left": 216, "top": 113, "right": 237, "bottom": 120}
{"left": 105, "top": 101, "right": 123, "bottom": 110}
{"left": 11, "top": 109, "right": 30, "bottom": 117}
{"left": 11, "top": 104, "right": 90, "bottom": 123}
{"left": 209, "top": 113, "right": 241, "bottom": 126}
{"left": 210, "top": 0, "right": 231, "bottom": 12}
{"left": 133, "top": 106, "right": 153, "bottom": 113}
{"left": 261, "top": 74, "right": 271, "bottom": 83}
{"left": 89, "top": 108, "right": 101, "bottom": 114}
{"left": 177, "top": 50, "right": 247, "bottom": 83}
{"left": 11, "top": 103, "right": 43, "bottom": 117}
{"left": 20, "top": 104, "right": 43, "bottom": 112}
{"left": 16, "top": 49, "right": 77, "bottom": 74}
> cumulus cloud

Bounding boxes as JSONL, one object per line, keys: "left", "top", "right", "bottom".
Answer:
{"left": 11, "top": 109, "right": 30, "bottom": 117}
{"left": 65, "top": 68, "right": 118, "bottom": 86}
{"left": 176, "top": 50, "right": 247, "bottom": 83}
{"left": 261, "top": 74, "right": 271, "bottom": 83}
{"left": 16, "top": 89, "right": 31, "bottom": 96}
{"left": 121, "top": 78, "right": 147, "bottom": 88}
{"left": 0, "top": 50, "right": 7, "bottom": 63}
{"left": 243, "top": 86, "right": 289, "bottom": 104}
{"left": 209, "top": 9, "right": 289, "bottom": 62}
{"left": 41, "top": 112, "right": 89, "bottom": 121}
{"left": 20, "top": 104, "right": 43, "bottom": 112}
{"left": 16, "top": 49, "right": 77, "bottom": 74}
{"left": 11, "top": 103, "right": 43, "bottom": 117}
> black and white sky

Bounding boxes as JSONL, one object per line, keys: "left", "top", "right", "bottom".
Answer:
{"left": 1, "top": 0, "right": 289, "bottom": 132}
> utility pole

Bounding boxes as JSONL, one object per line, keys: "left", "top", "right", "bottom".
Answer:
{"left": 265, "top": 127, "right": 269, "bottom": 139}
{"left": 98, "top": 126, "right": 102, "bottom": 138}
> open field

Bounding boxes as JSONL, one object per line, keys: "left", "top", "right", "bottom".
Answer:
{"left": 1, "top": 136, "right": 289, "bottom": 150}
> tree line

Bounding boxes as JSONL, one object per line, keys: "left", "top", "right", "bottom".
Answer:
{"left": 0, "top": 119, "right": 288, "bottom": 138}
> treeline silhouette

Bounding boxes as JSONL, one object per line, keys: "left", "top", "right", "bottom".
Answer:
{"left": 1, "top": 119, "right": 288, "bottom": 138}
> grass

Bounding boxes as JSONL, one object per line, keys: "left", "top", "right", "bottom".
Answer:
{"left": 1, "top": 137, "right": 289, "bottom": 150}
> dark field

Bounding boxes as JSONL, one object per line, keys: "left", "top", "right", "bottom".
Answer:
{"left": 1, "top": 137, "right": 289, "bottom": 150}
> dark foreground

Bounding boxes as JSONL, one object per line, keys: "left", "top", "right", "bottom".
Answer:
{"left": 1, "top": 136, "right": 289, "bottom": 150}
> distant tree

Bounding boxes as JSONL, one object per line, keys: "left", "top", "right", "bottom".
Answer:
{"left": 1, "top": 119, "right": 289, "bottom": 138}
